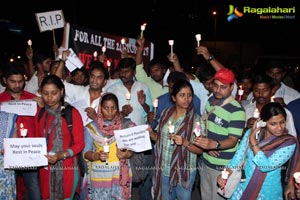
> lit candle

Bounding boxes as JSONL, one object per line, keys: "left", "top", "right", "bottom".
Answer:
{"left": 121, "top": 38, "right": 126, "bottom": 51}
{"left": 253, "top": 108, "right": 260, "bottom": 118}
{"left": 93, "top": 51, "right": 98, "bottom": 61}
{"left": 20, "top": 123, "right": 28, "bottom": 137}
{"left": 126, "top": 92, "right": 131, "bottom": 104}
{"left": 103, "top": 137, "right": 110, "bottom": 165}
{"left": 271, "top": 96, "right": 275, "bottom": 102}
{"left": 140, "top": 23, "right": 147, "bottom": 38}
{"left": 153, "top": 98, "right": 158, "bottom": 114}
{"left": 168, "top": 121, "right": 175, "bottom": 144}
{"left": 102, "top": 46, "right": 106, "bottom": 55}
{"left": 27, "top": 39, "right": 32, "bottom": 49}
{"left": 193, "top": 121, "right": 201, "bottom": 137}
{"left": 168, "top": 40, "right": 174, "bottom": 56}
{"left": 238, "top": 85, "right": 244, "bottom": 101}
{"left": 195, "top": 34, "right": 201, "bottom": 47}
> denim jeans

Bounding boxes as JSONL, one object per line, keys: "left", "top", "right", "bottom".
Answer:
{"left": 22, "top": 170, "right": 41, "bottom": 200}
{"left": 161, "top": 170, "right": 196, "bottom": 200}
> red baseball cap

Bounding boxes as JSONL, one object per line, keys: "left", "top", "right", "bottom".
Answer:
{"left": 213, "top": 68, "right": 235, "bottom": 84}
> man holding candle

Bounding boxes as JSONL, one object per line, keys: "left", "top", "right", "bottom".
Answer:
{"left": 193, "top": 68, "right": 246, "bottom": 200}
{"left": 243, "top": 74, "right": 296, "bottom": 137}
{"left": 0, "top": 62, "right": 44, "bottom": 200}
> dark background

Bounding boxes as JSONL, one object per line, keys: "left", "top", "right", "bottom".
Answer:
{"left": 1, "top": 0, "right": 299, "bottom": 69}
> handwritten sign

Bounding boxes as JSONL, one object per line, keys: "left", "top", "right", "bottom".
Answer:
{"left": 58, "top": 48, "right": 83, "bottom": 72}
{"left": 114, "top": 125, "right": 152, "bottom": 152}
{"left": 0, "top": 100, "right": 37, "bottom": 116}
{"left": 35, "top": 10, "right": 65, "bottom": 32}
{"left": 3, "top": 138, "right": 48, "bottom": 169}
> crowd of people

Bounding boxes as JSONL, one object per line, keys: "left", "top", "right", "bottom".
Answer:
{"left": 0, "top": 32, "right": 300, "bottom": 200}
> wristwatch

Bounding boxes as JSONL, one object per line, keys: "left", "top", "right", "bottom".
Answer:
{"left": 215, "top": 140, "right": 221, "bottom": 150}
{"left": 207, "top": 55, "right": 215, "bottom": 62}
{"left": 63, "top": 152, "right": 68, "bottom": 160}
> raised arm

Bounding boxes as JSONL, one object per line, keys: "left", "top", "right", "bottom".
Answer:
{"left": 195, "top": 46, "right": 224, "bottom": 71}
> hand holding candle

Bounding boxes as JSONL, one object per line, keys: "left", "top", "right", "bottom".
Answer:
{"left": 140, "top": 23, "right": 147, "bottom": 38}
{"left": 253, "top": 108, "right": 260, "bottom": 118}
{"left": 195, "top": 34, "right": 201, "bottom": 47}
{"left": 168, "top": 121, "right": 175, "bottom": 144}
{"left": 294, "top": 172, "right": 300, "bottom": 184}
{"left": 20, "top": 123, "right": 28, "bottom": 137}
{"left": 121, "top": 38, "right": 126, "bottom": 51}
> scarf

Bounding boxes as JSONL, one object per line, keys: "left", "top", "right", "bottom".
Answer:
{"left": 153, "top": 104, "right": 196, "bottom": 199}
{"left": 44, "top": 104, "right": 64, "bottom": 200}
{"left": 241, "top": 133, "right": 297, "bottom": 199}
{"left": 94, "top": 112, "right": 131, "bottom": 199}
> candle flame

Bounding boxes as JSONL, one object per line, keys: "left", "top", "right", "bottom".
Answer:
{"left": 27, "top": 39, "right": 32, "bottom": 46}
{"left": 121, "top": 38, "right": 126, "bottom": 45}
{"left": 20, "top": 123, "right": 24, "bottom": 128}
{"left": 93, "top": 51, "right": 98, "bottom": 57}
{"left": 168, "top": 40, "right": 174, "bottom": 46}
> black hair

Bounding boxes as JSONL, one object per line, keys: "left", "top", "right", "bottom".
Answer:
{"left": 117, "top": 57, "right": 136, "bottom": 71}
{"left": 167, "top": 71, "right": 187, "bottom": 84}
{"left": 260, "top": 102, "right": 287, "bottom": 122}
{"left": 3, "top": 61, "right": 26, "bottom": 78}
{"left": 32, "top": 50, "right": 52, "bottom": 65}
{"left": 100, "top": 93, "right": 119, "bottom": 112}
{"left": 41, "top": 74, "right": 65, "bottom": 105}
{"left": 171, "top": 79, "right": 194, "bottom": 97}
{"left": 89, "top": 62, "right": 109, "bottom": 80}
{"left": 253, "top": 73, "right": 275, "bottom": 89}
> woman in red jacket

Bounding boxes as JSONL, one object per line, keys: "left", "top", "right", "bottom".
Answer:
{"left": 35, "top": 74, "right": 84, "bottom": 199}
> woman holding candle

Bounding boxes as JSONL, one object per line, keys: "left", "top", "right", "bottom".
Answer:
{"left": 149, "top": 79, "right": 204, "bottom": 199}
{"left": 217, "top": 102, "right": 298, "bottom": 200}
{"left": 83, "top": 92, "right": 135, "bottom": 200}
{"left": 35, "top": 74, "right": 84, "bottom": 199}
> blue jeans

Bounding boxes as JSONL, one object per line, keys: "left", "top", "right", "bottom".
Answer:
{"left": 161, "top": 170, "right": 196, "bottom": 200}
{"left": 22, "top": 170, "right": 41, "bottom": 200}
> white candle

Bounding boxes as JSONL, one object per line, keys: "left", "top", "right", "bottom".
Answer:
{"left": 221, "top": 168, "right": 229, "bottom": 180}
{"left": 121, "top": 38, "right": 126, "bottom": 45}
{"left": 294, "top": 172, "right": 300, "bottom": 184}
{"left": 93, "top": 51, "right": 98, "bottom": 61}
{"left": 107, "top": 60, "right": 111, "bottom": 67}
{"left": 140, "top": 23, "right": 146, "bottom": 38}
{"left": 102, "top": 46, "right": 106, "bottom": 54}
{"left": 27, "top": 39, "right": 32, "bottom": 48}
{"left": 168, "top": 40, "right": 174, "bottom": 56}
{"left": 195, "top": 34, "right": 201, "bottom": 47}
{"left": 153, "top": 99, "right": 158, "bottom": 108}
{"left": 103, "top": 138, "right": 110, "bottom": 153}
{"left": 20, "top": 123, "right": 28, "bottom": 137}
{"left": 253, "top": 108, "right": 260, "bottom": 118}
{"left": 238, "top": 85, "right": 244, "bottom": 96}
{"left": 168, "top": 121, "right": 174, "bottom": 134}
{"left": 126, "top": 92, "right": 131, "bottom": 100}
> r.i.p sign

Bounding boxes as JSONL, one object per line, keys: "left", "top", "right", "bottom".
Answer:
{"left": 35, "top": 10, "right": 65, "bottom": 32}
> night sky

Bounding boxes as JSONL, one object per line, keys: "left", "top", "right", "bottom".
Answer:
{"left": 1, "top": 0, "right": 299, "bottom": 68}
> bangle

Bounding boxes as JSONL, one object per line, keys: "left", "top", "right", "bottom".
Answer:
{"left": 62, "top": 152, "right": 67, "bottom": 160}
{"left": 137, "top": 46, "right": 144, "bottom": 50}
{"left": 207, "top": 55, "right": 215, "bottom": 62}
{"left": 59, "top": 59, "right": 65, "bottom": 64}
{"left": 251, "top": 143, "right": 258, "bottom": 148}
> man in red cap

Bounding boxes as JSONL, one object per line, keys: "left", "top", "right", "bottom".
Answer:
{"left": 194, "top": 68, "right": 246, "bottom": 200}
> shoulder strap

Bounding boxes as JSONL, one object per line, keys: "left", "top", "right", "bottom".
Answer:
{"left": 62, "top": 104, "right": 73, "bottom": 134}
{"left": 38, "top": 107, "right": 46, "bottom": 122}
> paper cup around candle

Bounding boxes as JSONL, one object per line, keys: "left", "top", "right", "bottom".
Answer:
{"left": 121, "top": 38, "right": 126, "bottom": 45}
{"left": 168, "top": 40, "right": 174, "bottom": 46}
{"left": 221, "top": 168, "right": 229, "bottom": 180}
{"left": 103, "top": 145, "right": 110, "bottom": 153}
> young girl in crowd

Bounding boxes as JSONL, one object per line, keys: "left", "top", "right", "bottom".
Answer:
{"left": 149, "top": 79, "right": 204, "bottom": 199}
{"left": 217, "top": 102, "right": 298, "bottom": 199}
{"left": 35, "top": 74, "right": 84, "bottom": 199}
{"left": 83, "top": 92, "right": 135, "bottom": 199}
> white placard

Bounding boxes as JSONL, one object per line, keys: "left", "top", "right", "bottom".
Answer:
{"left": 58, "top": 48, "right": 83, "bottom": 72}
{"left": 35, "top": 10, "right": 65, "bottom": 32}
{"left": 114, "top": 125, "right": 152, "bottom": 152}
{"left": 3, "top": 138, "right": 48, "bottom": 169}
{"left": 0, "top": 100, "right": 37, "bottom": 116}
{"left": 70, "top": 99, "right": 92, "bottom": 126}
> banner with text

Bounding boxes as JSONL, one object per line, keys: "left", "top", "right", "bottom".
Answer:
{"left": 66, "top": 23, "right": 154, "bottom": 71}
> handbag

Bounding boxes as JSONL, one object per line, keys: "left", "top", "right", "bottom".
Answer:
{"left": 217, "top": 140, "right": 249, "bottom": 198}
{"left": 129, "top": 152, "right": 148, "bottom": 183}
